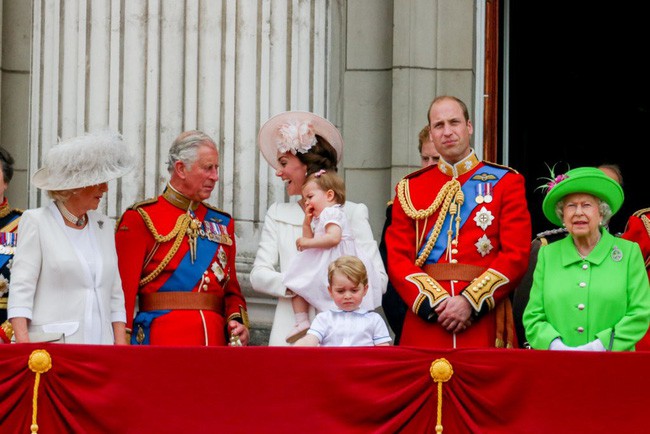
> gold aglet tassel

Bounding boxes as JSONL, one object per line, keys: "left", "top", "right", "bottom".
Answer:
{"left": 186, "top": 215, "right": 200, "bottom": 263}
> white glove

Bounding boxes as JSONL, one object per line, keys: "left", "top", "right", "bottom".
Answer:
{"left": 549, "top": 338, "right": 576, "bottom": 351}
{"left": 575, "top": 339, "right": 606, "bottom": 352}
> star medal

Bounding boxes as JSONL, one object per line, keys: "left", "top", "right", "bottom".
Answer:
{"left": 475, "top": 183, "right": 485, "bottom": 204}
{"left": 484, "top": 182, "right": 493, "bottom": 203}
{"left": 475, "top": 234, "right": 493, "bottom": 257}
{"left": 473, "top": 206, "right": 494, "bottom": 231}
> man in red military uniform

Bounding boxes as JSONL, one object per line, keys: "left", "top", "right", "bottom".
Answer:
{"left": 115, "top": 130, "right": 249, "bottom": 346}
{"left": 385, "top": 96, "right": 531, "bottom": 348}
{"left": 622, "top": 207, "right": 650, "bottom": 350}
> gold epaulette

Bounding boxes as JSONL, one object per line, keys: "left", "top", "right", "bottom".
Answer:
{"left": 115, "top": 197, "right": 159, "bottom": 229}
{"left": 632, "top": 207, "right": 650, "bottom": 218}
{"left": 401, "top": 164, "right": 437, "bottom": 181}
{"left": 128, "top": 197, "right": 159, "bottom": 210}
{"left": 202, "top": 202, "right": 231, "bottom": 218}
{"left": 482, "top": 160, "right": 519, "bottom": 174}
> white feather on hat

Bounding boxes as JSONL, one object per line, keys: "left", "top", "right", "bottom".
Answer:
{"left": 32, "top": 130, "right": 135, "bottom": 190}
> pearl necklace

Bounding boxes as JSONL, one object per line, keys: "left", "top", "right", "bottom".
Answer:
{"left": 56, "top": 201, "right": 87, "bottom": 227}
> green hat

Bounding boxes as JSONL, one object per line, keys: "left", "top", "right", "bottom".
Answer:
{"left": 541, "top": 167, "right": 624, "bottom": 227}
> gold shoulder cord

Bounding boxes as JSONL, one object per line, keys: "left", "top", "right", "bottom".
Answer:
{"left": 137, "top": 208, "right": 192, "bottom": 287}
{"left": 397, "top": 178, "right": 464, "bottom": 267}
{"left": 641, "top": 215, "right": 650, "bottom": 269}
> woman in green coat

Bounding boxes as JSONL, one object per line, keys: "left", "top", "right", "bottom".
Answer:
{"left": 524, "top": 167, "right": 650, "bottom": 351}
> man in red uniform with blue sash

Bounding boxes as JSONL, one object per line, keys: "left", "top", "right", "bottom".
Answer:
{"left": 115, "top": 130, "right": 249, "bottom": 346}
{"left": 385, "top": 96, "right": 531, "bottom": 348}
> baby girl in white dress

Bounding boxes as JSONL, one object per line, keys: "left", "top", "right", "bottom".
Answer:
{"left": 282, "top": 170, "right": 381, "bottom": 343}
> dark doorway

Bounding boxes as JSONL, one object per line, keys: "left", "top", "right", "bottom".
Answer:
{"left": 506, "top": 4, "right": 649, "bottom": 236}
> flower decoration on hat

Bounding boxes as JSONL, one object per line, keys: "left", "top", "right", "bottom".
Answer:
{"left": 536, "top": 163, "right": 570, "bottom": 194}
{"left": 277, "top": 120, "right": 317, "bottom": 155}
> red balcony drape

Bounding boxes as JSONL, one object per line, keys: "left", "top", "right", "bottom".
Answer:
{"left": 0, "top": 344, "right": 646, "bottom": 433}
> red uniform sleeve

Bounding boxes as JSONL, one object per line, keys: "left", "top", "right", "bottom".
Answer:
{"left": 622, "top": 213, "right": 650, "bottom": 275}
{"left": 223, "top": 218, "right": 248, "bottom": 325}
{"left": 115, "top": 209, "right": 152, "bottom": 330}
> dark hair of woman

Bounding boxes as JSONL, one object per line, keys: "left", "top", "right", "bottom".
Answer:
{"left": 297, "top": 135, "right": 338, "bottom": 176}
{"left": 0, "top": 147, "right": 15, "bottom": 183}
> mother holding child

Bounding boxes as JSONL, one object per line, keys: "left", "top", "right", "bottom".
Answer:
{"left": 250, "top": 111, "right": 388, "bottom": 346}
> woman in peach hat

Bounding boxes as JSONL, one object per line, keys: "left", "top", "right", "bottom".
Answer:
{"left": 251, "top": 111, "right": 387, "bottom": 346}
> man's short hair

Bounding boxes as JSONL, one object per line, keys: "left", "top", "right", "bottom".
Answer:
{"left": 167, "top": 130, "right": 217, "bottom": 174}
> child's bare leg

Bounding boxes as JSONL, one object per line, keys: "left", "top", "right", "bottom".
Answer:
{"left": 286, "top": 294, "right": 311, "bottom": 343}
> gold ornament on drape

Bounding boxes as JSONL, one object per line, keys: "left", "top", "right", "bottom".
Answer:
{"left": 430, "top": 358, "right": 454, "bottom": 433}
{"left": 28, "top": 349, "right": 52, "bottom": 433}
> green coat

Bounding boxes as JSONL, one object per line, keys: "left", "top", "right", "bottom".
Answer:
{"left": 523, "top": 229, "right": 650, "bottom": 351}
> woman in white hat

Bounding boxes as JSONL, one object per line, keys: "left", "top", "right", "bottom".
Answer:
{"left": 251, "top": 111, "right": 388, "bottom": 346}
{"left": 8, "top": 130, "right": 134, "bottom": 344}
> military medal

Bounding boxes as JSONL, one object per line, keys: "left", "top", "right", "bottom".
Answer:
{"left": 484, "top": 182, "right": 493, "bottom": 203}
{"left": 475, "top": 234, "right": 493, "bottom": 257}
{"left": 218, "top": 246, "right": 228, "bottom": 269}
{"left": 211, "top": 261, "right": 225, "bottom": 281}
{"left": 475, "top": 183, "right": 485, "bottom": 204}
{"left": 473, "top": 206, "right": 494, "bottom": 231}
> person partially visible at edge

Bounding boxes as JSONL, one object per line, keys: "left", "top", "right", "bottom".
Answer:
{"left": 250, "top": 111, "right": 388, "bottom": 346}
{"left": 598, "top": 163, "right": 624, "bottom": 235}
{"left": 0, "top": 147, "right": 22, "bottom": 343}
{"left": 523, "top": 167, "right": 650, "bottom": 351}
{"left": 384, "top": 95, "right": 532, "bottom": 348}
{"left": 379, "top": 125, "right": 441, "bottom": 344}
{"left": 621, "top": 207, "right": 650, "bottom": 350}
{"left": 115, "top": 130, "right": 249, "bottom": 346}
{"left": 294, "top": 255, "right": 392, "bottom": 347}
{"left": 9, "top": 131, "right": 132, "bottom": 344}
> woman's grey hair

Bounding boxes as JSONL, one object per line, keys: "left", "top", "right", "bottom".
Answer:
{"left": 555, "top": 196, "right": 614, "bottom": 226}
{"left": 166, "top": 130, "right": 217, "bottom": 174}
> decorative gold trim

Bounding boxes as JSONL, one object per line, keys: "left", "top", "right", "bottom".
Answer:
{"left": 462, "top": 268, "right": 509, "bottom": 311}
{"left": 0, "top": 199, "right": 12, "bottom": 219}
{"left": 397, "top": 178, "right": 464, "bottom": 266}
{"left": 437, "top": 151, "right": 480, "bottom": 178}
{"left": 406, "top": 273, "right": 450, "bottom": 314}
{"left": 137, "top": 208, "right": 192, "bottom": 286}
{"left": 1, "top": 320, "right": 13, "bottom": 341}
{"left": 163, "top": 184, "right": 199, "bottom": 211}
{"left": 239, "top": 305, "right": 250, "bottom": 328}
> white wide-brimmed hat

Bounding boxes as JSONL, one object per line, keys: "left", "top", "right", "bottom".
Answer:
{"left": 32, "top": 130, "right": 135, "bottom": 190}
{"left": 257, "top": 111, "right": 343, "bottom": 170}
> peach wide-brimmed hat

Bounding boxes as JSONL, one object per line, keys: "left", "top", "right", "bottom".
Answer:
{"left": 257, "top": 111, "right": 343, "bottom": 170}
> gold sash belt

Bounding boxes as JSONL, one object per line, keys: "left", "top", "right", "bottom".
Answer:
{"left": 139, "top": 292, "right": 223, "bottom": 312}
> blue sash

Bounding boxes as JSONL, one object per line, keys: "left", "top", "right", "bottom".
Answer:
{"left": 132, "top": 208, "right": 230, "bottom": 344}
{"left": 420, "top": 165, "right": 507, "bottom": 264}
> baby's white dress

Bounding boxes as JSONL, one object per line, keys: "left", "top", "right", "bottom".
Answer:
{"left": 282, "top": 204, "right": 382, "bottom": 312}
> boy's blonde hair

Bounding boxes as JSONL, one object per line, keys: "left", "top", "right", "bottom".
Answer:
{"left": 304, "top": 170, "right": 345, "bottom": 205}
{"left": 327, "top": 255, "right": 368, "bottom": 287}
